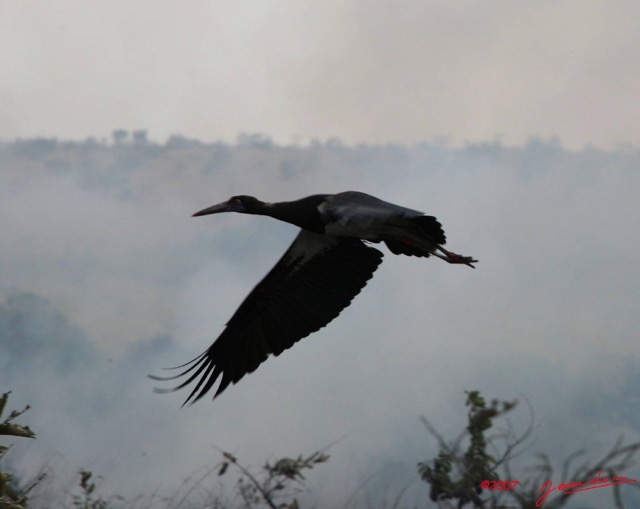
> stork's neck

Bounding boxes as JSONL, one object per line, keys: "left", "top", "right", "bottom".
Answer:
{"left": 265, "top": 195, "right": 328, "bottom": 233}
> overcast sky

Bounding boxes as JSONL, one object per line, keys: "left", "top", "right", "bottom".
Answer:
{"left": 2, "top": 139, "right": 639, "bottom": 507}
{"left": 1, "top": 0, "right": 639, "bottom": 148}
{"left": 1, "top": 2, "right": 639, "bottom": 507}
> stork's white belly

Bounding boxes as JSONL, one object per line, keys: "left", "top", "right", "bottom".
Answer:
{"left": 324, "top": 220, "right": 424, "bottom": 244}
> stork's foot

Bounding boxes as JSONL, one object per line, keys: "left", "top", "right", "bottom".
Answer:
{"left": 435, "top": 247, "right": 477, "bottom": 268}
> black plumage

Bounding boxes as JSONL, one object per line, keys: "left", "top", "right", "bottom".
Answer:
{"left": 151, "top": 191, "right": 476, "bottom": 405}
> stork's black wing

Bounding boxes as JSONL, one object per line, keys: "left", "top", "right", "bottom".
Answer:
{"left": 325, "top": 191, "right": 425, "bottom": 228}
{"left": 151, "top": 230, "right": 383, "bottom": 405}
{"left": 325, "top": 191, "right": 447, "bottom": 255}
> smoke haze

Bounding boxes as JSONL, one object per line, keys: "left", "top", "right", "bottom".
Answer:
{"left": 1, "top": 1, "right": 639, "bottom": 505}
{"left": 1, "top": 136, "right": 638, "bottom": 507}
{"left": 1, "top": 1, "right": 639, "bottom": 148}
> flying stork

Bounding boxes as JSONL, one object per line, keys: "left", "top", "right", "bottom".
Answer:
{"left": 151, "top": 191, "right": 476, "bottom": 405}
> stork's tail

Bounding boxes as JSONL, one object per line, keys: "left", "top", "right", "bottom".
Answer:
{"left": 383, "top": 216, "right": 446, "bottom": 257}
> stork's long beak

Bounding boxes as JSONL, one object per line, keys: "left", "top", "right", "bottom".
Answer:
{"left": 192, "top": 200, "right": 244, "bottom": 217}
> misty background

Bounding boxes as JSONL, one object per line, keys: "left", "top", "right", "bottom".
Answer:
{"left": 1, "top": 1, "right": 639, "bottom": 149}
{"left": 1, "top": 134, "right": 638, "bottom": 507}
{"left": 1, "top": 0, "right": 639, "bottom": 507}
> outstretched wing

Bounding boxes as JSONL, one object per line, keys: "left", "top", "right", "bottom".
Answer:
{"left": 151, "top": 230, "right": 384, "bottom": 405}
{"left": 324, "top": 191, "right": 425, "bottom": 228}
{"left": 324, "top": 191, "right": 447, "bottom": 256}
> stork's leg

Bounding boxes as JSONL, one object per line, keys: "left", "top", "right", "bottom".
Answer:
{"left": 434, "top": 246, "right": 477, "bottom": 268}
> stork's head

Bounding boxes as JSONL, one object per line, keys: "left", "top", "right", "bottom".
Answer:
{"left": 192, "top": 195, "right": 263, "bottom": 217}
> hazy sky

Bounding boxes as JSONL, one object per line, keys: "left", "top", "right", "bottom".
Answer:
{"left": 1, "top": 0, "right": 639, "bottom": 148}
{"left": 1, "top": 140, "right": 639, "bottom": 507}
{"left": 1, "top": 1, "right": 640, "bottom": 506}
